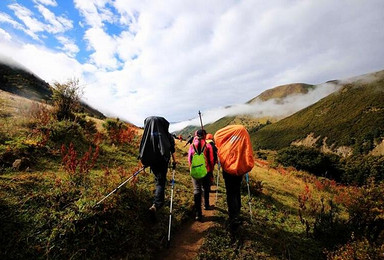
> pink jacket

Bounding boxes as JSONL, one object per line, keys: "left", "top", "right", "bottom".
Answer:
{"left": 188, "top": 137, "right": 214, "bottom": 173}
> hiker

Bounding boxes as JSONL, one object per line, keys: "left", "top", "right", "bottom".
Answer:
{"left": 205, "top": 133, "right": 218, "bottom": 189}
{"left": 214, "top": 125, "right": 254, "bottom": 231}
{"left": 184, "top": 134, "right": 194, "bottom": 147}
{"left": 188, "top": 129, "right": 214, "bottom": 221}
{"left": 138, "top": 116, "right": 177, "bottom": 220}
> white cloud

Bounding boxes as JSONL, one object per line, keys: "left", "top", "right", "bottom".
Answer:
{"left": 0, "top": 28, "right": 12, "bottom": 41}
{"left": 8, "top": 3, "right": 45, "bottom": 34}
{"left": 0, "top": 38, "right": 83, "bottom": 83}
{"left": 1, "top": 0, "right": 384, "bottom": 128}
{"left": 73, "top": 0, "right": 114, "bottom": 28}
{"left": 84, "top": 27, "right": 120, "bottom": 68}
{"left": 33, "top": 0, "right": 58, "bottom": 7}
{"left": 35, "top": 4, "right": 73, "bottom": 33}
{"left": 169, "top": 82, "right": 342, "bottom": 132}
{"left": 0, "top": 12, "right": 25, "bottom": 30}
{"left": 56, "top": 35, "right": 79, "bottom": 57}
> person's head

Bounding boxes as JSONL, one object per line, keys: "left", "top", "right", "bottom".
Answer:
{"left": 195, "top": 129, "right": 206, "bottom": 140}
{"left": 206, "top": 133, "right": 213, "bottom": 140}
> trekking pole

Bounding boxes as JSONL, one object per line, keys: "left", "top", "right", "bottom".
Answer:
{"left": 215, "top": 160, "right": 221, "bottom": 205}
{"left": 94, "top": 167, "right": 145, "bottom": 207}
{"left": 245, "top": 172, "right": 253, "bottom": 220}
{"left": 198, "top": 110, "right": 204, "bottom": 130}
{"left": 167, "top": 169, "right": 176, "bottom": 248}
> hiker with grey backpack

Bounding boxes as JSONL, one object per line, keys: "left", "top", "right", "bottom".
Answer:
{"left": 188, "top": 129, "right": 214, "bottom": 221}
{"left": 138, "top": 116, "right": 177, "bottom": 221}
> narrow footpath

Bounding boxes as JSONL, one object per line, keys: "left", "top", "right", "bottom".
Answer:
{"left": 157, "top": 186, "right": 221, "bottom": 260}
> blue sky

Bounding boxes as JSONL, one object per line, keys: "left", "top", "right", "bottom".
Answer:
{"left": 0, "top": 0, "right": 384, "bottom": 130}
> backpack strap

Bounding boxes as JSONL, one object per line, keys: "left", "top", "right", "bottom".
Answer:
{"left": 193, "top": 143, "right": 206, "bottom": 155}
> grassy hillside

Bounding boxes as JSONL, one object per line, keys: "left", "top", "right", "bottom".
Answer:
{"left": 0, "top": 61, "right": 105, "bottom": 119}
{"left": 252, "top": 70, "right": 384, "bottom": 153}
{"left": 0, "top": 62, "right": 52, "bottom": 101}
{"left": 0, "top": 90, "right": 195, "bottom": 259}
{"left": 1, "top": 79, "right": 383, "bottom": 259}
{"left": 247, "top": 83, "right": 315, "bottom": 103}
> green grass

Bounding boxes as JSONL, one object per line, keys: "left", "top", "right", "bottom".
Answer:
{"left": 252, "top": 71, "right": 384, "bottom": 152}
{"left": 198, "top": 165, "right": 353, "bottom": 259}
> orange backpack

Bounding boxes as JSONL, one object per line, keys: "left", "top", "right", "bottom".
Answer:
{"left": 214, "top": 125, "right": 254, "bottom": 176}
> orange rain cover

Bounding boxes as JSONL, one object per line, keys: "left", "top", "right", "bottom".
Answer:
{"left": 214, "top": 125, "right": 254, "bottom": 176}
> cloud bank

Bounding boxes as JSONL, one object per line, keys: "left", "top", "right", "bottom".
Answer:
{"left": 0, "top": 0, "right": 383, "bottom": 127}
{"left": 169, "top": 82, "right": 341, "bottom": 132}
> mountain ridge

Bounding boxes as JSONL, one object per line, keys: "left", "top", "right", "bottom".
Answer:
{"left": 0, "top": 61, "right": 106, "bottom": 119}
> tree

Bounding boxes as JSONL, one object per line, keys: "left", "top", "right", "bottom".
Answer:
{"left": 52, "top": 78, "right": 83, "bottom": 121}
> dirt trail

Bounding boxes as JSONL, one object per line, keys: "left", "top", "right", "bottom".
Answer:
{"left": 156, "top": 186, "right": 221, "bottom": 260}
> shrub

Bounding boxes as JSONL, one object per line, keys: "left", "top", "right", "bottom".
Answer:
{"left": 347, "top": 180, "right": 384, "bottom": 242}
{"left": 51, "top": 79, "right": 82, "bottom": 121}
{"left": 102, "top": 118, "right": 137, "bottom": 145}
{"left": 341, "top": 155, "right": 384, "bottom": 185}
{"left": 74, "top": 113, "right": 98, "bottom": 137}
{"left": 61, "top": 143, "right": 99, "bottom": 187}
{"left": 27, "top": 102, "right": 53, "bottom": 126}
{"left": 276, "top": 146, "right": 343, "bottom": 180}
{"left": 326, "top": 236, "right": 384, "bottom": 260}
{"left": 49, "top": 120, "right": 88, "bottom": 149}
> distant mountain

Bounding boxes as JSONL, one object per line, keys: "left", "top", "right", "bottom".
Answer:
{"left": 252, "top": 70, "right": 384, "bottom": 156}
{"left": 246, "top": 83, "right": 314, "bottom": 103}
{"left": 0, "top": 62, "right": 52, "bottom": 101}
{"left": 0, "top": 61, "right": 106, "bottom": 119}
{"left": 174, "top": 83, "right": 320, "bottom": 137}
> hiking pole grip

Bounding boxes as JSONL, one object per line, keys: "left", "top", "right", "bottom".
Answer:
{"left": 94, "top": 167, "right": 145, "bottom": 207}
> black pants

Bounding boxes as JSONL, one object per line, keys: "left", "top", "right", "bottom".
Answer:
{"left": 191, "top": 174, "right": 211, "bottom": 208}
{"left": 151, "top": 161, "right": 168, "bottom": 209}
{"left": 223, "top": 171, "right": 243, "bottom": 220}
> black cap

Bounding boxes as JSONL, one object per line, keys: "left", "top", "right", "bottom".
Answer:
{"left": 196, "top": 129, "right": 206, "bottom": 138}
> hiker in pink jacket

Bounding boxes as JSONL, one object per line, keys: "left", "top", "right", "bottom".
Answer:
{"left": 188, "top": 129, "right": 214, "bottom": 221}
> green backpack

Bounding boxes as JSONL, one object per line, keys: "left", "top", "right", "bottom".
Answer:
{"left": 190, "top": 144, "right": 208, "bottom": 179}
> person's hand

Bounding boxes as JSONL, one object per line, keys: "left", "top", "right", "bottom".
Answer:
{"left": 172, "top": 161, "right": 177, "bottom": 170}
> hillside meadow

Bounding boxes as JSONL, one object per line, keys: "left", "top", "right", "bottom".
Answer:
{"left": 1, "top": 90, "right": 383, "bottom": 259}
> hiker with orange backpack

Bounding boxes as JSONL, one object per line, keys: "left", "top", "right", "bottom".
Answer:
{"left": 138, "top": 116, "right": 177, "bottom": 221}
{"left": 188, "top": 129, "right": 214, "bottom": 221}
{"left": 214, "top": 125, "right": 254, "bottom": 231}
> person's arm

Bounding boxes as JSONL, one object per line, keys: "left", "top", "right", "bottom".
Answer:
{"left": 187, "top": 145, "right": 194, "bottom": 166}
{"left": 169, "top": 133, "right": 177, "bottom": 168}
{"left": 206, "top": 144, "right": 214, "bottom": 171}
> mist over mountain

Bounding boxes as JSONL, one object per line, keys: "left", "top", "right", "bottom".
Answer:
{"left": 170, "top": 80, "right": 342, "bottom": 133}
{"left": 252, "top": 70, "right": 384, "bottom": 156}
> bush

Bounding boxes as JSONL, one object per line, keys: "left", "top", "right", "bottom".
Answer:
{"left": 342, "top": 155, "right": 384, "bottom": 185}
{"left": 276, "top": 146, "right": 343, "bottom": 180}
{"left": 347, "top": 180, "right": 384, "bottom": 242}
{"left": 74, "top": 113, "right": 98, "bottom": 137}
{"left": 49, "top": 120, "right": 88, "bottom": 149}
{"left": 51, "top": 79, "right": 82, "bottom": 121}
{"left": 327, "top": 237, "right": 384, "bottom": 260}
{"left": 102, "top": 118, "right": 137, "bottom": 145}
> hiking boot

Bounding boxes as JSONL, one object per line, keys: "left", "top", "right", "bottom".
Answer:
{"left": 195, "top": 212, "right": 203, "bottom": 222}
{"left": 228, "top": 217, "right": 242, "bottom": 232}
{"left": 194, "top": 194, "right": 202, "bottom": 222}
{"left": 204, "top": 205, "right": 214, "bottom": 210}
{"left": 148, "top": 204, "right": 157, "bottom": 222}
